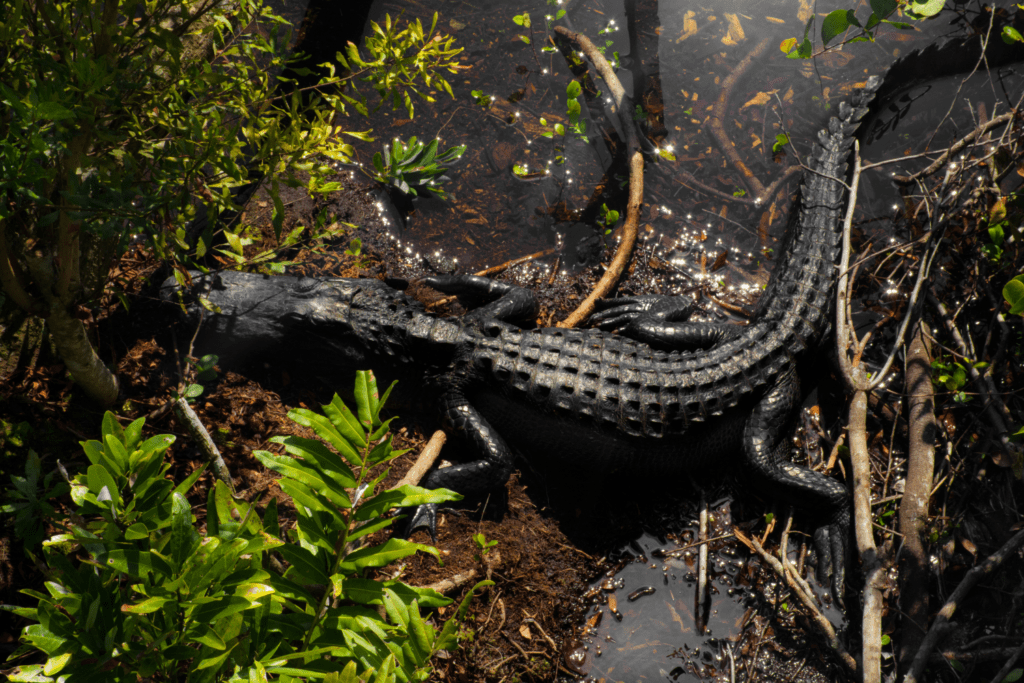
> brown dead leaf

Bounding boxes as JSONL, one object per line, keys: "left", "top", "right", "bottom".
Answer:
{"left": 740, "top": 91, "right": 774, "bottom": 109}
{"left": 519, "top": 623, "right": 532, "bottom": 639}
{"left": 711, "top": 250, "right": 728, "bottom": 272}
{"left": 960, "top": 537, "right": 978, "bottom": 557}
{"left": 721, "top": 13, "right": 745, "bottom": 45}
{"left": 675, "top": 10, "right": 698, "bottom": 42}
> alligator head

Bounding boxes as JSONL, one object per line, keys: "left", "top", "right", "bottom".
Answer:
{"left": 160, "top": 270, "right": 435, "bottom": 381}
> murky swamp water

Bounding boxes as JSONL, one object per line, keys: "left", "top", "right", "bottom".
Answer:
{"left": 286, "top": 0, "right": 1024, "bottom": 679}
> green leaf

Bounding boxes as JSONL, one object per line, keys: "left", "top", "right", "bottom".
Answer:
{"left": 34, "top": 101, "right": 74, "bottom": 120}
{"left": 342, "top": 538, "right": 440, "bottom": 572}
{"left": 122, "top": 596, "right": 174, "bottom": 614}
{"left": 1002, "top": 26, "right": 1023, "bottom": 44}
{"left": 271, "top": 177, "right": 285, "bottom": 241}
{"left": 354, "top": 370, "right": 380, "bottom": 428}
{"left": 1003, "top": 668, "right": 1024, "bottom": 682}
{"left": 566, "top": 81, "right": 582, "bottom": 99}
{"left": 869, "top": 0, "right": 897, "bottom": 18}
{"left": 1004, "top": 275, "right": 1024, "bottom": 316}
{"left": 277, "top": 544, "right": 330, "bottom": 585}
{"left": 103, "top": 550, "right": 170, "bottom": 579}
{"left": 275, "top": 435, "right": 357, "bottom": 488}
{"left": 773, "top": 133, "right": 790, "bottom": 153}
{"left": 907, "top": 0, "right": 944, "bottom": 18}
{"left": 354, "top": 485, "right": 461, "bottom": 521}
{"left": 822, "top": 10, "right": 856, "bottom": 46}
{"left": 86, "top": 465, "right": 120, "bottom": 508}
{"left": 170, "top": 492, "right": 198, "bottom": 570}
{"left": 405, "top": 599, "right": 433, "bottom": 664}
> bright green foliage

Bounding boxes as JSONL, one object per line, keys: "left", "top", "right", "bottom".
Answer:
{"left": 372, "top": 137, "right": 467, "bottom": 199}
{"left": 773, "top": 133, "right": 791, "bottom": 154}
{"left": 4, "top": 371, "right": 490, "bottom": 682}
{"left": 472, "top": 533, "right": 498, "bottom": 558}
{"left": 341, "top": 13, "right": 463, "bottom": 119}
{"left": 1005, "top": 274, "right": 1024, "bottom": 316}
{"left": 596, "top": 203, "right": 620, "bottom": 235}
{"left": 1, "top": 450, "right": 69, "bottom": 549}
{"left": 0, "top": 0, "right": 463, "bottom": 404}
{"left": 784, "top": 0, "right": 921, "bottom": 58}
{"left": 930, "top": 357, "right": 984, "bottom": 404}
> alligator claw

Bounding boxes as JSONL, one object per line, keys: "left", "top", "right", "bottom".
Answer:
{"left": 395, "top": 503, "right": 439, "bottom": 543}
{"left": 589, "top": 295, "right": 694, "bottom": 331}
{"left": 813, "top": 520, "right": 847, "bottom": 607}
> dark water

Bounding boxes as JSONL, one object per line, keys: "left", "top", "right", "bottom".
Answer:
{"left": 284, "top": 0, "right": 1022, "bottom": 678}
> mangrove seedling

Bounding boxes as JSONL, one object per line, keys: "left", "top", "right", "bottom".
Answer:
{"left": 372, "top": 136, "right": 467, "bottom": 199}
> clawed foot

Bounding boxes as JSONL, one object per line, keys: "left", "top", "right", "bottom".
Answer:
{"left": 589, "top": 295, "right": 695, "bottom": 332}
{"left": 813, "top": 518, "right": 847, "bottom": 608}
{"left": 394, "top": 503, "right": 439, "bottom": 543}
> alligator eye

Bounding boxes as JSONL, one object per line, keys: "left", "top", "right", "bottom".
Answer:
{"left": 297, "top": 277, "right": 319, "bottom": 293}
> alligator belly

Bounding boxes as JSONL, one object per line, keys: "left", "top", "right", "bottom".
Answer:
{"left": 469, "top": 389, "right": 748, "bottom": 474}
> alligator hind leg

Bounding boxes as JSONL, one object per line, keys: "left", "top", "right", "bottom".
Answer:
{"left": 423, "top": 274, "right": 539, "bottom": 325}
{"left": 590, "top": 294, "right": 739, "bottom": 351}
{"left": 742, "top": 364, "right": 849, "bottom": 602}
{"left": 403, "top": 391, "right": 516, "bottom": 538}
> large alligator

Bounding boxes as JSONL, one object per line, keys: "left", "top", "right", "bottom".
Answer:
{"left": 165, "top": 76, "right": 882, "bottom": 598}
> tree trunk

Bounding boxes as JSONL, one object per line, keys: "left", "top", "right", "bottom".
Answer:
{"left": 45, "top": 301, "right": 120, "bottom": 406}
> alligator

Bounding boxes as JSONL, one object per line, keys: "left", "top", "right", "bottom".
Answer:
{"left": 164, "top": 76, "right": 882, "bottom": 599}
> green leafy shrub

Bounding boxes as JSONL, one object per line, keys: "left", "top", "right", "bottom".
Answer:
{"left": 0, "top": 1, "right": 462, "bottom": 405}
{"left": 372, "top": 137, "right": 466, "bottom": 199}
{"left": 1, "top": 450, "right": 69, "bottom": 549}
{"left": 2, "top": 371, "right": 489, "bottom": 682}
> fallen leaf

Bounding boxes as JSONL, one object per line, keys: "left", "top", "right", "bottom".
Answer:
{"left": 519, "top": 623, "right": 532, "bottom": 639}
{"left": 675, "top": 10, "right": 698, "bottom": 43}
{"left": 721, "top": 13, "right": 745, "bottom": 45}
{"left": 741, "top": 91, "right": 774, "bottom": 109}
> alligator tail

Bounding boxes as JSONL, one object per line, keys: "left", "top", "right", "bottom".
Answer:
{"left": 754, "top": 75, "right": 882, "bottom": 353}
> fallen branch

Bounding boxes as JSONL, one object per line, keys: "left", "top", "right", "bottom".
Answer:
{"left": 172, "top": 397, "right": 235, "bottom": 493}
{"left": 474, "top": 248, "right": 557, "bottom": 278}
{"left": 553, "top": 25, "right": 643, "bottom": 329}
{"left": 904, "top": 527, "right": 1024, "bottom": 683}
{"left": 422, "top": 568, "right": 478, "bottom": 595}
{"left": 396, "top": 430, "right": 447, "bottom": 489}
{"left": 706, "top": 36, "right": 773, "bottom": 201}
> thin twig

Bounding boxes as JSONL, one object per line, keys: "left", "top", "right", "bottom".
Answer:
{"left": 904, "top": 528, "right": 1024, "bottom": 683}
{"left": 172, "top": 397, "right": 234, "bottom": 493}
{"left": 743, "top": 530, "right": 857, "bottom": 674}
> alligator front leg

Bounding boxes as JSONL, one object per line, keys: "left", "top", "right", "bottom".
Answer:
{"left": 403, "top": 391, "right": 516, "bottom": 538}
{"left": 590, "top": 295, "right": 739, "bottom": 351}
{"left": 742, "top": 364, "right": 849, "bottom": 602}
{"left": 423, "top": 274, "right": 539, "bottom": 326}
